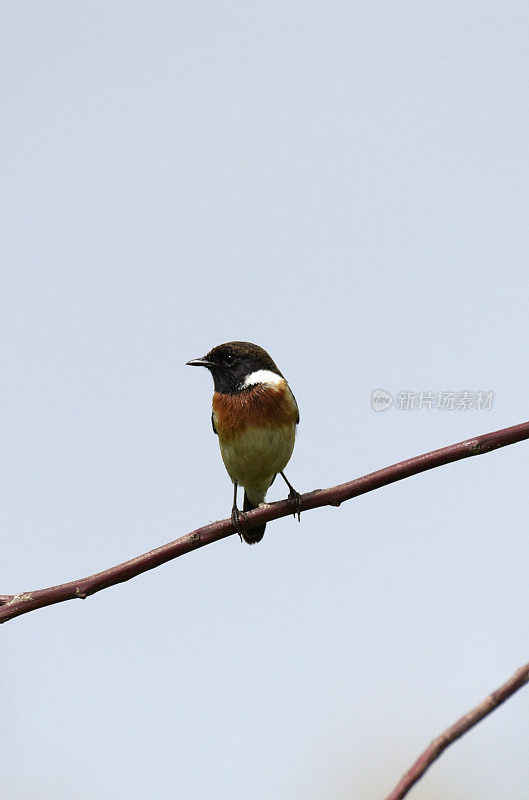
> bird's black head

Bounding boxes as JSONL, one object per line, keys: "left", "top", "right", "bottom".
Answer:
{"left": 186, "top": 341, "right": 283, "bottom": 394}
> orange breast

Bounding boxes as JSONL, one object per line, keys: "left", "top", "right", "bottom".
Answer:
{"left": 212, "top": 381, "right": 298, "bottom": 441}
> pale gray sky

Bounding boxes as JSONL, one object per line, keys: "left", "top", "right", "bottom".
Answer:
{"left": 3, "top": 3, "right": 529, "bottom": 798}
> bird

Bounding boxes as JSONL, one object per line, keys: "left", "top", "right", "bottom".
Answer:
{"left": 186, "top": 341, "right": 300, "bottom": 544}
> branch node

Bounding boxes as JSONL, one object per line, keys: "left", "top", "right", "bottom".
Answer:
{"left": 0, "top": 595, "right": 14, "bottom": 606}
{"left": 468, "top": 440, "right": 485, "bottom": 455}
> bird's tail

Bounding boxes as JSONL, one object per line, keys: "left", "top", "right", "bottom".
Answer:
{"left": 242, "top": 491, "right": 266, "bottom": 544}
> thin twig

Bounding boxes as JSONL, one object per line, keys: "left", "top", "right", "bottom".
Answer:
{"left": 384, "top": 662, "right": 529, "bottom": 800}
{"left": 1, "top": 420, "right": 528, "bottom": 625}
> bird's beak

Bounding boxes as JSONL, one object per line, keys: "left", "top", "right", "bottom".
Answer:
{"left": 186, "top": 357, "right": 213, "bottom": 368}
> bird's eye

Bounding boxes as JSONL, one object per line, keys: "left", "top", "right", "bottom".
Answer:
{"left": 225, "top": 353, "right": 235, "bottom": 365}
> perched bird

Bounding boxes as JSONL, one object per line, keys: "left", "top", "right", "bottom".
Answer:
{"left": 187, "top": 341, "right": 300, "bottom": 544}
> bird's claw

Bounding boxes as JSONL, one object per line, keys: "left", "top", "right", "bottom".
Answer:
{"left": 288, "top": 489, "right": 302, "bottom": 522}
{"left": 231, "top": 507, "right": 247, "bottom": 542}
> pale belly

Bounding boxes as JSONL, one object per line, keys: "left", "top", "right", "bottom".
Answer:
{"left": 219, "top": 423, "right": 296, "bottom": 505}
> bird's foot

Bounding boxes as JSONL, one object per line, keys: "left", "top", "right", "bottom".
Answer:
{"left": 288, "top": 488, "right": 302, "bottom": 522}
{"left": 231, "top": 506, "right": 247, "bottom": 542}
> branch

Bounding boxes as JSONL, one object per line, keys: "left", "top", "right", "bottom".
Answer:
{"left": 1, "top": 420, "right": 528, "bottom": 625}
{"left": 384, "top": 661, "right": 529, "bottom": 800}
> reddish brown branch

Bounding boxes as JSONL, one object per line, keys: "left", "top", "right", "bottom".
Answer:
{"left": 1, "top": 420, "right": 528, "bottom": 625}
{"left": 384, "top": 662, "right": 529, "bottom": 800}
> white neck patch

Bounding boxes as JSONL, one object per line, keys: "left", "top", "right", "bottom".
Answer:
{"left": 243, "top": 370, "right": 283, "bottom": 389}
